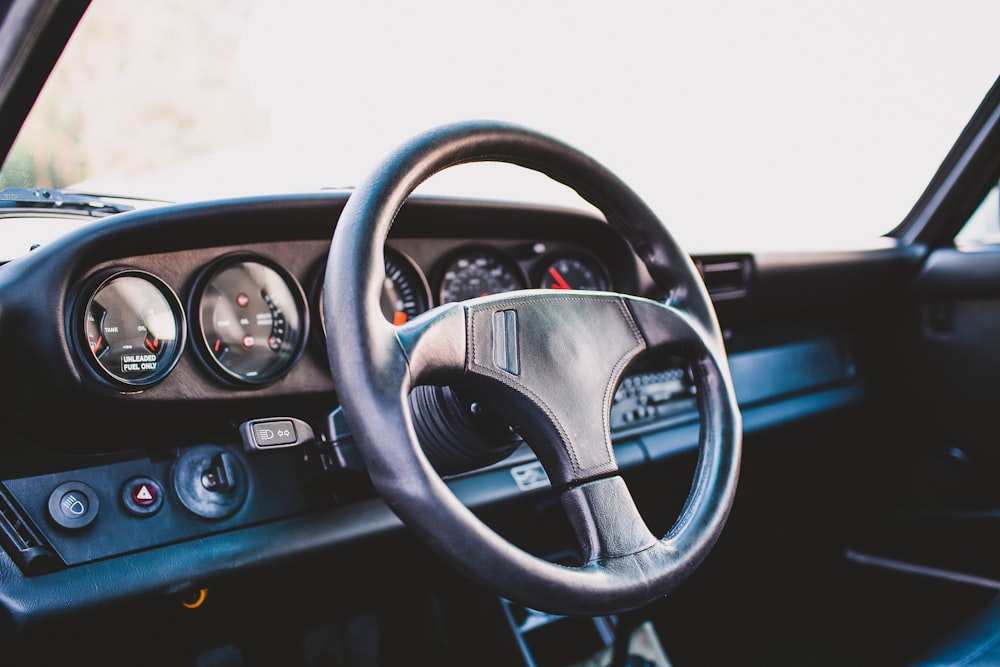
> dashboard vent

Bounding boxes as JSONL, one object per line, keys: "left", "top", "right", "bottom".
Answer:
{"left": 0, "top": 486, "right": 59, "bottom": 575}
{"left": 693, "top": 255, "right": 752, "bottom": 301}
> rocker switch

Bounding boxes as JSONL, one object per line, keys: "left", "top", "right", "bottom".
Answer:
{"left": 240, "top": 417, "right": 315, "bottom": 453}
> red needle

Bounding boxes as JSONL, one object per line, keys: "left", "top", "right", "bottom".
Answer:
{"left": 548, "top": 267, "right": 572, "bottom": 290}
{"left": 144, "top": 336, "right": 159, "bottom": 352}
{"left": 92, "top": 336, "right": 103, "bottom": 355}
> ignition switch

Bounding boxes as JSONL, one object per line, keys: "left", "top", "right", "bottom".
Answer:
{"left": 171, "top": 445, "right": 249, "bottom": 520}
{"left": 201, "top": 451, "right": 237, "bottom": 492}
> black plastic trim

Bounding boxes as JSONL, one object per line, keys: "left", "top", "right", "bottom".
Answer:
{"left": 0, "top": 0, "right": 90, "bottom": 164}
{"left": 0, "top": 374, "right": 862, "bottom": 630}
{"left": 912, "top": 246, "right": 1000, "bottom": 299}
{"left": 890, "top": 75, "right": 1000, "bottom": 247}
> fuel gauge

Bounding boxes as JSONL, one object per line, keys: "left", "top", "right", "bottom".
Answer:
{"left": 80, "top": 270, "right": 185, "bottom": 387}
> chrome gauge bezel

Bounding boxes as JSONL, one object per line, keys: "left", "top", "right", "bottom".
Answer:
{"left": 190, "top": 254, "right": 309, "bottom": 387}
{"left": 75, "top": 269, "right": 187, "bottom": 388}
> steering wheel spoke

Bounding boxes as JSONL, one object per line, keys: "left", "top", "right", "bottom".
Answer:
{"left": 395, "top": 302, "right": 468, "bottom": 386}
{"left": 561, "top": 476, "right": 658, "bottom": 564}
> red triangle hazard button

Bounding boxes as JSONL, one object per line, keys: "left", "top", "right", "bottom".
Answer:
{"left": 123, "top": 478, "right": 162, "bottom": 516}
{"left": 132, "top": 483, "right": 157, "bottom": 506}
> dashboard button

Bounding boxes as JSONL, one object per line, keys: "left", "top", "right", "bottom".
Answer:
{"left": 47, "top": 481, "right": 99, "bottom": 529}
{"left": 121, "top": 476, "right": 164, "bottom": 517}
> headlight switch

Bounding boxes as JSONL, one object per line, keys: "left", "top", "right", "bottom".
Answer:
{"left": 239, "top": 417, "right": 314, "bottom": 453}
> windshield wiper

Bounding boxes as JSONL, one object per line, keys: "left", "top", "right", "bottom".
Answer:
{"left": 0, "top": 188, "right": 134, "bottom": 216}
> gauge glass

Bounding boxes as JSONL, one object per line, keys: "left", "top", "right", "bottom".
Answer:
{"left": 318, "top": 249, "right": 429, "bottom": 336}
{"left": 83, "top": 272, "right": 184, "bottom": 386}
{"left": 438, "top": 248, "right": 526, "bottom": 303}
{"left": 197, "top": 259, "right": 306, "bottom": 385}
{"left": 381, "top": 250, "right": 429, "bottom": 325}
{"left": 538, "top": 254, "right": 610, "bottom": 291}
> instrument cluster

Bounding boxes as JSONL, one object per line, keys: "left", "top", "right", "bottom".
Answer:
{"left": 73, "top": 239, "right": 615, "bottom": 390}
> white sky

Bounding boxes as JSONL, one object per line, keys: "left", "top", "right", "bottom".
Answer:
{"left": 78, "top": 1, "right": 1000, "bottom": 252}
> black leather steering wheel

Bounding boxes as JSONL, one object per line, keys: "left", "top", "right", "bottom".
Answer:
{"left": 325, "top": 120, "right": 741, "bottom": 616}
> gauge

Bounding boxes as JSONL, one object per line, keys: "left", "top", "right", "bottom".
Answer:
{"left": 80, "top": 270, "right": 185, "bottom": 387}
{"left": 538, "top": 253, "right": 610, "bottom": 291}
{"left": 194, "top": 257, "right": 307, "bottom": 386}
{"left": 316, "top": 248, "right": 430, "bottom": 337}
{"left": 437, "top": 247, "right": 526, "bottom": 304}
{"left": 381, "top": 250, "right": 430, "bottom": 325}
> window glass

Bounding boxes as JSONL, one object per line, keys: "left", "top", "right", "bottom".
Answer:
{"left": 956, "top": 185, "right": 1000, "bottom": 247}
{"left": 2, "top": 0, "right": 1000, "bottom": 252}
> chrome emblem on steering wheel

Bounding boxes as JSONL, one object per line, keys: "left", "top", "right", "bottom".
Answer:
{"left": 492, "top": 309, "right": 520, "bottom": 376}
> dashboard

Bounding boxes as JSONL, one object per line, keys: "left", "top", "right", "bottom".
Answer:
{"left": 0, "top": 191, "right": 864, "bottom": 622}
{"left": 26, "top": 194, "right": 645, "bottom": 407}
{"left": 75, "top": 236, "right": 632, "bottom": 392}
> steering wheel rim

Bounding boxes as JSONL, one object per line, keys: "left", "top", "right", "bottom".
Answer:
{"left": 325, "top": 120, "right": 741, "bottom": 616}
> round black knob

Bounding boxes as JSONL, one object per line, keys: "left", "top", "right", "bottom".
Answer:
{"left": 47, "top": 481, "right": 99, "bottom": 530}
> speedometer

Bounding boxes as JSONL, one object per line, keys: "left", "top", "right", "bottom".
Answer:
{"left": 437, "top": 247, "right": 526, "bottom": 304}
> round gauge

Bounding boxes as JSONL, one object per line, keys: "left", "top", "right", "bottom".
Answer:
{"left": 381, "top": 250, "right": 429, "bottom": 325}
{"left": 80, "top": 271, "right": 185, "bottom": 387}
{"left": 538, "top": 254, "right": 610, "bottom": 291}
{"left": 438, "top": 247, "right": 526, "bottom": 304}
{"left": 316, "top": 248, "right": 429, "bottom": 336}
{"left": 194, "top": 257, "right": 307, "bottom": 386}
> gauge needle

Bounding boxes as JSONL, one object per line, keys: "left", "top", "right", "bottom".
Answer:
{"left": 393, "top": 311, "right": 408, "bottom": 326}
{"left": 548, "top": 267, "right": 572, "bottom": 290}
{"left": 91, "top": 336, "right": 103, "bottom": 355}
{"left": 144, "top": 336, "right": 159, "bottom": 353}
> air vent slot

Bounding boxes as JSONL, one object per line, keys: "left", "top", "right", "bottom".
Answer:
{"left": 694, "top": 255, "right": 752, "bottom": 301}
{"left": 0, "top": 486, "right": 60, "bottom": 575}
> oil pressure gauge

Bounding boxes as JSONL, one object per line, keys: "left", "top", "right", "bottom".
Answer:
{"left": 193, "top": 256, "right": 307, "bottom": 386}
{"left": 80, "top": 270, "right": 185, "bottom": 387}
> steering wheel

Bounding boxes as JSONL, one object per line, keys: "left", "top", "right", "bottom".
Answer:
{"left": 324, "top": 120, "right": 741, "bottom": 616}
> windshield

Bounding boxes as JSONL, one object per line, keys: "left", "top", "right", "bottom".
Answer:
{"left": 1, "top": 0, "right": 998, "bottom": 252}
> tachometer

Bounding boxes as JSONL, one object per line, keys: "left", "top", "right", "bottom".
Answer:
{"left": 193, "top": 257, "right": 307, "bottom": 386}
{"left": 317, "top": 248, "right": 429, "bottom": 338}
{"left": 437, "top": 247, "right": 526, "bottom": 303}
{"left": 381, "top": 250, "right": 430, "bottom": 325}
{"left": 80, "top": 270, "right": 185, "bottom": 387}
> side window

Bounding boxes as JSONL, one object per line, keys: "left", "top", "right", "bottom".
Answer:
{"left": 955, "top": 184, "right": 1000, "bottom": 246}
